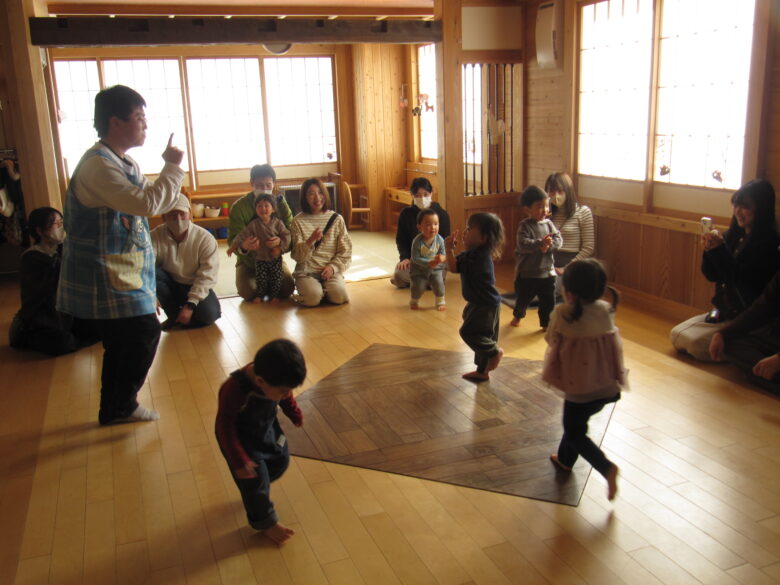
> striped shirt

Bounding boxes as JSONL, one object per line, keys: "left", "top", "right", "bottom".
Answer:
{"left": 551, "top": 204, "right": 595, "bottom": 262}
{"left": 290, "top": 211, "right": 352, "bottom": 275}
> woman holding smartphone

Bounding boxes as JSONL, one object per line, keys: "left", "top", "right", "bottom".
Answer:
{"left": 671, "top": 179, "right": 780, "bottom": 361}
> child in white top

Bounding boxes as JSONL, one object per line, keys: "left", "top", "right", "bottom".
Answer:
{"left": 542, "top": 258, "right": 626, "bottom": 501}
{"left": 409, "top": 208, "right": 447, "bottom": 310}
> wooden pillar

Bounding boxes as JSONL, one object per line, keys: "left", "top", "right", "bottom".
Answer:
{"left": 435, "top": 0, "right": 465, "bottom": 232}
{"left": 0, "top": 0, "right": 61, "bottom": 211}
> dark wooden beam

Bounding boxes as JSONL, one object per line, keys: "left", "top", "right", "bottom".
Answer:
{"left": 29, "top": 16, "right": 442, "bottom": 47}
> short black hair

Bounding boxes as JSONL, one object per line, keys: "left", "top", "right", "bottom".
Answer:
{"left": 410, "top": 177, "right": 433, "bottom": 195}
{"left": 416, "top": 208, "right": 438, "bottom": 225}
{"left": 253, "top": 339, "right": 307, "bottom": 388}
{"left": 94, "top": 85, "right": 146, "bottom": 138}
{"left": 28, "top": 207, "right": 62, "bottom": 244}
{"left": 520, "top": 185, "right": 548, "bottom": 208}
{"left": 250, "top": 164, "right": 276, "bottom": 182}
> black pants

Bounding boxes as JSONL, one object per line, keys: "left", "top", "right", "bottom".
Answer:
{"left": 725, "top": 326, "right": 780, "bottom": 395}
{"left": 254, "top": 257, "right": 283, "bottom": 300}
{"left": 557, "top": 394, "right": 619, "bottom": 477}
{"left": 513, "top": 275, "right": 556, "bottom": 327}
{"left": 156, "top": 268, "right": 221, "bottom": 327}
{"left": 95, "top": 314, "right": 161, "bottom": 425}
{"left": 459, "top": 303, "right": 500, "bottom": 373}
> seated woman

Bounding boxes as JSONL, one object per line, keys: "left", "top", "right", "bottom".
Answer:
{"left": 546, "top": 172, "right": 595, "bottom": 289}
{"left": 709, "top": 269, "right": 780, "bottom": 394}
{"left": 9, "top": 207, "right": 98, "bottom": 356}
{"left": 391, "top": 177, "right": 451, "bottom": 288}
{"left": 290, "top": 178, "right": 352, "bottom": 307}
{"left": 671, "top": 179, "right": 780, "bottom": 361}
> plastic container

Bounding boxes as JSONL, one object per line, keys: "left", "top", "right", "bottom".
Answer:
{"left": 204, "top": 206, "right": 220, "bottom": 218}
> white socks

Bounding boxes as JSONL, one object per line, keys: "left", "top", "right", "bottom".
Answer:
{"left": 114, "top": 405, "right": 160, "bottom": 424}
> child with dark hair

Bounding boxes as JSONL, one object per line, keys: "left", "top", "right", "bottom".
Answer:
{"left": 227, "top": 194, "right": 291, "bottom": 303}
{"left": 445, "top": 212, "right": 506, "bottom": 381}
{"left": 542, "top": 259, "right": 626, "bottom": 501}
{"left": 409, "top": 208, "right": 447, "bottom": 310}
{"left": 215, "top": 338, "right": 307, "bottom": 545}
{"left": 511, "top": 185, "right": 562, "bottom": 330}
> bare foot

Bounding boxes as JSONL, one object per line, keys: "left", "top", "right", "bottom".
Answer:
{"left": 436, "top": 304, "right": 446, "bottom": 312}
{"left": 462, "top": 370, "right": 489, "bottom": 382}
{"left": 606, "top": 465, "right": 619, "bottom": 501}
{"left": 410, "top": 303, "right": 419, "bottom": 310}
{"left": 509, "top": 317, "right": 520, "bottom": 327}
{"left": 549, "top": 454, "right": 572, "bottom": 472}
{"left": 268, "top": 298, "right": 280, "bottom": 305}
{"left": 486, "top": 348, "right": 504, "bottom": 372}
{"left": 251, "top": 297, "right": 263, "bottom": 304}
{"left": 263, "top": 522, "right": 295, "bottom": 545}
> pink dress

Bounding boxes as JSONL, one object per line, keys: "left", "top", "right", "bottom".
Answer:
{"left": 542, "top": 300, "right": 627, "bottom": 403}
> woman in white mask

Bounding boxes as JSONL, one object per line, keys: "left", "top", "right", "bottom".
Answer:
{"left": 9, "top": 207, "right": 98, "bottom": 355}
{"left": 546, "top": 173, "right": 595, "bottom": 296}
{"left": 391, "top": 177, "right": 451, "bottom": 288}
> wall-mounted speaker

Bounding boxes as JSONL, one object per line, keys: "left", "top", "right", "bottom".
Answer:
{"left": 536, "top": 0, "right": 563, "bottom": 69}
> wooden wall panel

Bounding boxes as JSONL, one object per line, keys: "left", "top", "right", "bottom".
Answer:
{"left": 638, "top": 225, "right": 696, "bottom": 305}
{"left": 463, "top": 192, "right": 522, "bottom": 264}
{"left": 594, "top": 216, "right": 641, "bottom": 290}
{"left": 352, "top": 44, "right": 408, "bottom": 230}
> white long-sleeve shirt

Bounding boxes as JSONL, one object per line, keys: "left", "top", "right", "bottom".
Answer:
{"left": 71, "top": 142, "right": 184, "bottom": 215}
{"left": 151, "top": 223, "right": 219, "bottom": 304}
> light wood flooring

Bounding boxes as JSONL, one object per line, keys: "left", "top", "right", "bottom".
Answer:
{"left": 1, "top": 266, "right": 780, "bottom": 585}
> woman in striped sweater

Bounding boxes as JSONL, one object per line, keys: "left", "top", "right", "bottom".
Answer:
{"left": 545, "top": 173, "right": 595, "bottom": 294}
{"left": 290, "top": 178, "right": 352, "bottom": 307}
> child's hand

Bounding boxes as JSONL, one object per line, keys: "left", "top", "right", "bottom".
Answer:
{"left": 226, "top": 246, "right": 235, "bottom": 257}
{"left": 540, "top": 234, "right": 553, "bottom": 253}
{"left": 429, "top": 254, "right": 446, "bottom": 267}
{"left": 269, "top": 247, "right": 282, "bottom": 258}
{"left": 444, "top": 230, "right": 459, "bottom": 251}
{"left": 265, "top": 236, "right": 281, "bottom": 249}
{"left": 235, "top": 461, "right": 258, "bottom": 479}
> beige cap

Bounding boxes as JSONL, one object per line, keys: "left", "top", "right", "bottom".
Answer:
{"left": 169, "top": 193, "right": 191, "bottom": 214}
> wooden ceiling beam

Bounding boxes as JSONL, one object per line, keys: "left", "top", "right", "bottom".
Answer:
{"left": 29, "top": 16, "right": 442, "bottom": 46}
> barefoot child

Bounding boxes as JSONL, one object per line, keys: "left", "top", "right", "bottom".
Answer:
{"left": 445, "top": 212, "right": 505, "bottom": 382}
{"left": 227, "top": 194, "right": 290, "bottom": 303}
{"left": 215, "top": 339, "right": 306, "bottom": 544}
{"left": 510, "top": 185, "right": 562, "bottom": 329}
{"left": 542, "top": 259, "right": 626, "bottom": 501}
{"left": 410, "top": 208, "right": 447, "bottom": 310}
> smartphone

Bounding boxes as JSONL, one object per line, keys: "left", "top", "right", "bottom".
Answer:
{"left": 700, "top": 216, "right": 713, "bottom": 234}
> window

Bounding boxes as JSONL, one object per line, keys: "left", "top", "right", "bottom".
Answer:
{"left": 418, "top": 44, "right": 438, "bottom": 160}
{"left": 577, "top": 0, "right": 757, "bottom": 191}
{"left": 263, "top": 57, "right": 337, "bottom": 166}
{"left": 51, "top": 54, "right": 338, "bottom": 180}
{"left": 186, "top": 58, "right": 266, "bottom": 170}
{"left": 578, "top": 0, "right": 653, "bottom": 181}
{"left": 102, "top": 59, "right": 189, "bottom": 173}
{"left": 654, "top": 0, "right": 755, "bottom": 189}
{"left": 53, "top": 60, "right": 101, "bottom": 177}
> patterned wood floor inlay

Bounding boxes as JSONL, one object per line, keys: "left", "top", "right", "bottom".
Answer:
{"left": 281, "top": 343, "right": 615, "bottom": 506}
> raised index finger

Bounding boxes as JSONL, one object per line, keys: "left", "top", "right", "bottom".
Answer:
{"left": 167, "top": 133, "right": 174, "bottom": 147}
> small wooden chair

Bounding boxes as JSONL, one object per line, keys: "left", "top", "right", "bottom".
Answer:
{"left": 340, "top": 181, "right": 371, "bottom": 230}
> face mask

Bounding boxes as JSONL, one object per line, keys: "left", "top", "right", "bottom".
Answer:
{"left": 550, "top": 193, "right": 566, "bottom": 208}
{"left": 47, "top": 226, "right": 66, "bottom": 244}
{"left": 254, "top": 189, "right": 273, "bottom": 197}
{"left": 414, "top": 196, "right": 432, "bottom": 209}
{"left": 166, "top": 218, "right": 189, "bottom": 236}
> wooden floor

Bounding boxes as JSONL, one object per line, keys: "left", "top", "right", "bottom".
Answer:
{"left": 284, "top": 344, "right": 614, "bottom": 506}
{"left": 1, "top": 266, "right": 780, "bottom": 585}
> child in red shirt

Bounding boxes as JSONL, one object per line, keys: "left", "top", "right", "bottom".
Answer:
{"left": 215, "top": 339, "right": 306, "bottom": 544}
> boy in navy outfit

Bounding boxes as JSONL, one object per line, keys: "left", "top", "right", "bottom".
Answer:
{"left": 215, "top": 338, "right": 306, "bottom": 545}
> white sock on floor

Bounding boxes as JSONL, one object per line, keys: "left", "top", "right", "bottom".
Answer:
{"left": 116, "top": 405, "right": 160, "bottom": 423}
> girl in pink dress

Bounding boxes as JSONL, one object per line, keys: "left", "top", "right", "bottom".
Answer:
{"left": 542, "top": 259, "right": 627, "bottom": 500}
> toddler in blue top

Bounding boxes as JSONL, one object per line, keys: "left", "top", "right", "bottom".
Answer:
{"left": 409, "top": 208, "right": 447, "bottom": 310}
